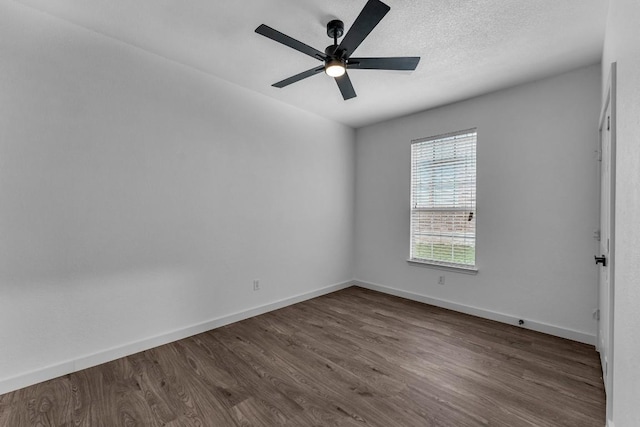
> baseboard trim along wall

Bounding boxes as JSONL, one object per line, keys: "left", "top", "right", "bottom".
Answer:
{"left": 0, "top": 280, "right": 353, "bottom": 396}
{"left": 1, "top": 279, "right": 596, "bottom": 395}
{"left": 352, "top": 280, "right": 596, "bottom": 346}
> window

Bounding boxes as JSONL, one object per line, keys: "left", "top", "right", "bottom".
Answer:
{"left": 410, "top": 129, "right": 477, "bottom": 269}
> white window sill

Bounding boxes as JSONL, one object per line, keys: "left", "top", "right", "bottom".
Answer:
{"left": 407, "top": 259, "right": 478, "bottom": 275}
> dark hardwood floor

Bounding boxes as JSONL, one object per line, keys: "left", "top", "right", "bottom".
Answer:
{"left": 0, "top": 287, "right": 605, "bottom": 426}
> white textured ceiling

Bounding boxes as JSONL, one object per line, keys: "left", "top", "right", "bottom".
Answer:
{"left": 15, "top": 0, "right": 607, "bottom": 128}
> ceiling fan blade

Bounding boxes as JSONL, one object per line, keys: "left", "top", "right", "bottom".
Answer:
{"left": 256, "top": 24, "right": 326, "bottom": 61}
{"left": 273, "top": 66, "right": 325, "bottom": 88}
{"left": 335, "top": 72, "right": 357, "bottom": 100}
{"left": 338, "top": 0, "right": 390, "bottom": 57}
{"left": 348, "top": 57, "right": 420, "bottom": 70}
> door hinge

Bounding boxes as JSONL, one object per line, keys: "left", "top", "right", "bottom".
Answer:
{"left": 607, "top": 116, "right": 610, "bottom": 131}
{"left": 593, "top": 229, "right": 601, "bottom": 241}
{"left": 593, "top": 308, "right": 600, "bottom": 321}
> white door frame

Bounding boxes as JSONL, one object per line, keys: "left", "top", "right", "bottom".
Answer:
{"left": 598, "top": 62, "right": 616, "bottom": 423}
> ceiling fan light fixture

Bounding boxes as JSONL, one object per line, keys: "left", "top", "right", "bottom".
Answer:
{"left": 325, "top": 59, "right": 346, "bottom": 77}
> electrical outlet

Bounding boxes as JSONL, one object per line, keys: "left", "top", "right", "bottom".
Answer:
{"left": 253, "top": 280, "right": 260, "bottom": 291}
{"left": 438, "top": 276, "right": 445, "bottom": 285}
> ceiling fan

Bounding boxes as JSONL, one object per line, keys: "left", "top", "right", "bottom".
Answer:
{"left": 255, "top": 0, "right": 420, "bottom": 100}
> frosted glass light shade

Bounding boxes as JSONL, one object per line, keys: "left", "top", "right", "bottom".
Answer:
{"left": 325, "top": 59, "right": 346, "bottom": 77}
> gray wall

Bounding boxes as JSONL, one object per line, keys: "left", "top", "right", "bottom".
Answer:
{"left": 602, "top": 0, "right": 640, "bottom": 425}
{"left": 0, "top": 1, "right": 355, "bottom": 392}
{"left": 354, "top": 64, "right": 601, "bottom": 342}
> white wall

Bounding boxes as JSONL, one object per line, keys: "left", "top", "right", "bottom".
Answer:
{"left": 354, "top": 64, "right": 601, "bottom": 343}
{"left": 602, "top": 0, "right": 640, "bottom": 425}
{"left": 0, "top": 1, "right": 355, "bottom": 393}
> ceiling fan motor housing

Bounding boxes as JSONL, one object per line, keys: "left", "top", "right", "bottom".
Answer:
{"left": 325, "top": 45, "right": 346, "bottom": 60}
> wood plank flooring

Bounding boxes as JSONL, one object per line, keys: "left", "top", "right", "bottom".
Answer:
{"left": 0, "top": 287, "right": 605, "bottom": 426}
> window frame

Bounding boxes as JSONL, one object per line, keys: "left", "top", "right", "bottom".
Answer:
{"left": 408, "top": 129, "right": 478, "bottom": 273}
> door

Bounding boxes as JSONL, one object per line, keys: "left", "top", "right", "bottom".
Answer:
{"left": 597, "top": 101, "right": 611, "bottom": 389}
{"left": 597, "top": 63, "right": 616, "bottom": 400}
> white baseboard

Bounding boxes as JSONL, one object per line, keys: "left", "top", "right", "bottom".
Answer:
{"left": 0, "top": 280, "right": 353, "bottom": 396}
{"left": 353, "top": 279, "right": 596, "bottom": 346}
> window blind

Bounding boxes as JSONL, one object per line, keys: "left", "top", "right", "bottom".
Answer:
{"left": 410, "top": 129, "right": 477, "bottom": 267}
